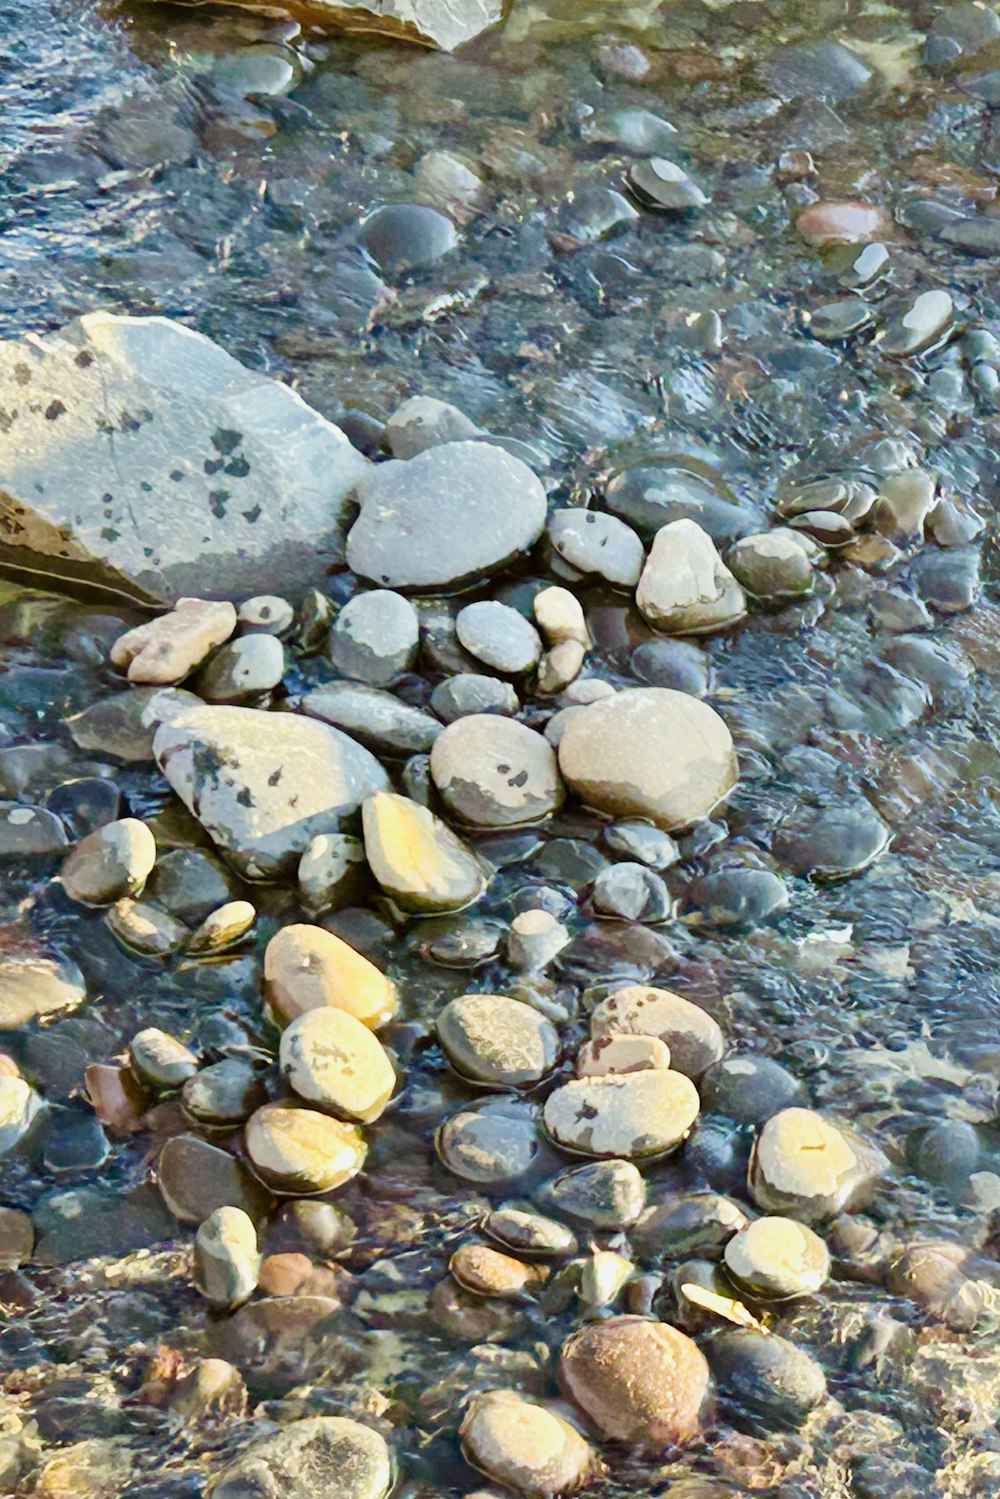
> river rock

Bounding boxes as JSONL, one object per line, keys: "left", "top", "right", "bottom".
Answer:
{"left": 245, "top": 1103, "right": 367, "bottom": 1194}
{"left": 456, "top": 601, "right": 542, "bottom": 674}
{"left": 749, "top": 1107, "right": 888, "bottom": 1221}
{"left": 362, "top": 791, "right": 484, "bottom": 912}
{"left": 110, "top": 600, "right": 237, "bottom": 685}
{"left": 699, "top": 1055, "right": 804, "bottom": 1123}
{"left": 194, "top": 1206, "right": 260, "bottom": 1310}
{"left": 153, "top": 705, "right": 389, "bottom": 879}
{"left": 589, "top": 985, "right": 724, "bottom": 1078}
{"left": 302, "top": 684, "right": 441, "bottom": 756}
{"left": 437, "top": 992, "right": 560, "bottom": 1086}
{"left": 196, "top": 633, "right": 285, "bottom": 702}
{"left": 540, "top": 1159, "right": 646, "bottom": 1228}
{"left": 436, "top": 1095, "right": 541, "bottom": 1185}
{"left": 329, "top": 589, "right": 419, "bottom": 685}
{"left": 60, "top": 818, "right": 156, "bottom": 905}
{"left": 208, "top": 1416, "right": 392, "bottom": 1499}
{"left": 0, "top": 1206, "right": 34, "bottom": 1267}
{"left": 182, "top": 1058, "right": 266, "bottom": 1124}
{"left": 557, "top": 688, "right": 737, "bottom": 831}
{"left": 0, "top": 948, "right": 86, "bottom": 1030}
{"left": 346, "top": 441, "right": 546, "bottom": 592}
{"left": 0, "top": 1076, "right": 42, "bottom": 1156}
{"left": 280, "top": 1006, "right": 396, "bottom": 1122}
{"left": 297, "top": 833, "right": 368, "bottom": 915}
{"left": 486, "top": 1206, "right": 577, "bottom": 1258}
{"left": 559, "top": 1316, "right": 709, "bottom": 1446}
{"left": 636, "top": 520, "right": 746, "bottom": 634}
{"left": 188, "top": 899, "right": 257, "bottom": 954}
{"left": 157, "top": 1134, "right": 272, "bottom": 1223}
{"left": 708, "top": 1328, "right": 827, "bottom": 1429}
{"left": 723, "top": 1215, "right": 830, "bottom": 1299}
{"left": 431, "top": 673, "right": 520, "bottom": 722}
{"left": 543, "top": 1071, "right": 699, "bottom": 1158}
{"left": 130, "top": 1028, "right": 198, "bottom": 1091}
{"left": 460, "top": 1390, "right": 597, "bottom": 1497}
{"left": 547, "top": 509, "right": 645, "bottom": 589}
{"left": 576, "top": 1034, "right": 672, "bottom": 1076}
{"left": 431, "top": 714, "right": 563, "bottom": 826}
{"left": 264, "top": 923, "right": 399, "bottom": 1029}
{"left": 727, "top": 530, "right": 815, "bottom": 599}
{"left": 386, "top": 395, "right": 480, "bottom": 457}
{"left": 0, "top": 314, "right": 369, "bottom": 605}
{"left": 533, "top": 585, "right": 589, "bottom": 648}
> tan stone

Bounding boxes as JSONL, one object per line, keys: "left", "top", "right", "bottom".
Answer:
{"left": 559, "top": 1316, "right": 709, "bottom": 1446}
{"left": 264, "top": 923, "right": 398, "bottom": 1029}
{"left": 111, "top": 598, "right": 237, "bottom": 685}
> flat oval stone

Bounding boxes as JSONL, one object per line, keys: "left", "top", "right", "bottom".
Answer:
{"left": 280, "top": 1007, "right": 396, "bottom": 1123}
{"left": 347, "top": 442, "right": 546, "bottom": 592}
{"left": 590, "top": 985, "right": 724, "bottom": 1079}
{"left": 194, "top": 1205, "right": 260, "bottom": 1310}
{"left": 880, "top": 290, "right": 954, "bottom": 358}
{"left": 302, "top": 684, "right": 441, "bottom": 757}
{"left": 749, "top": 1107, "right": 888, "bottom": 1221}
{"left": 628, "top": 158, "right": 709, "bottom": 211}
{"left": 485, "top": 1205, "right": 578, "bottom": 1257}
{"left": 543, "top": 1071, "right": 699, "bottom": 1158}
{"left": 0, "top": 948, "right": 86, "bottom": 1030}
{"left": 154, "top": 706, "right": 389, "bottom": 879}
{"left": 460, "top": 1390, "right": 597, "bottom": 1498}
{"left": 431, "top": 715, "right": 563, "bottom": 827}
{"left": 157, "top": 1134, "right": 272, "bottom": 1223}
{"left": 576, "top": 1034, "right": 672, "bottom": 1076}
{"left": 708, "top": 1328, "right": 827, "bottom": 1429}
{"left": 182, "top": 1059, "right": 266, "bottom": 1125}
{"left": 208, "top": 1416, "right": 392, "bottom": 1499}
{"left": 245, "top": 1103, "right": 366, "bottom": 1194}
{"left": 359, "top": 202, "right": 458, "bottom": 277}
{"left": 559, "top": 1315, "right": 709, "bottom": 1446}
{"left": 431, "top": 673, "right": 520, "bottom": 722}
{"left": 456, "top": 601, "right": 542, "bottom": 674}
{"left": 724, "top": 1215, "right": 830, "bottom": 1299}
{"left": 264, "top": 924, "right": 399, "bottom": 1030}
{"left": 796, "top": 200, "right": 890, "bottom": 245}
{"left": 437, "top": 992, "right": 560, "bottom": 1087}
{"left": 548, "top": 509, "right": 645, "bottom": 589}
{"left": 188, "top": 900, "right": 257, "bottom": 954}
{"left": 0, "top": 803, "right": 68, "bottom": 860}
{"left": 450, "top": 1243, "right": 547, "bottom": 1299}
{"left": 557, "top": 688, "right": 737, "bottom": 832}
{"left": 436, "top": 1096, "right": 540, "bottom": 1186}
{"left": 60, "top": 818, "right": 156, "bottom": 905}
{"left": 699, "top": 1054, "right": 803, "bottom": 1123}
{"left": 362, "top": 790, "right": 485, "bottom": 913}
{"left": 196, "top": 633, "right": 285, "bottom": 702}
{"left": 773, "top": 802, "right": 890, "bottom": 880}
{"left": 539, "top": 1159, "right": 646, "bottom": 1228}
{"left": 130, "top": 1028, "right": 198, "bottom": 1091}
{"left": 727, "top": 531, "right": 815, "bottom": 599}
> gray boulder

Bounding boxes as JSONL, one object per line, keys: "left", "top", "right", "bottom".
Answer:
{"left": 0, "top": 314, "right": 368, "bottom": 606}
{"left": 153, "top": 705, "right": 388, "bottom": 879}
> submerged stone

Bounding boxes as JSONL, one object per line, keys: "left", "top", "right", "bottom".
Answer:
{"left": 209, "top": 1416, "right": 392, "bottom": 1499}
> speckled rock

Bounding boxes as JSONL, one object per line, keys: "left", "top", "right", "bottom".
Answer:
{"left": 280, "top": 1006, "right": 396, "bottom": 1122}
{"left": 576, "top": 1034, "right": 672, "bottom": 1076}
{"left": 723, "top": 1216, "right": 830, "bottom": 1299}
{"left": 543, "top": 1071, "right": 699, "bottom": 1158}
{"left": 430, "top": 674, "right": 520, "bottom": 722}
{"left": 548, "top": 509, "right": 645, "bottom": 589}
{"left": 557, "top": 688, "right": 737, "bottom": 832}
{"left": 636, "top": 520, "right": 746, "bottom": 634}
{"left": 297, "top": 834, "right": 368, "bottom": 915}
{"left": 0, "top": 313, "right": 370, "bottom": 606}
{"left": 362, "top": 790, "right": 485, "bottom": 912}
{"left": 559, "top": 1316, "right": 710, "bottom": 1446}
{"left": 196, "top": 633, "right": 285, "bottom": 702}
{"left": 539, "top": 1159, "right": 646, "bottom": 1228}
{"left": 111, "top": 599, "right": 237, "bottom": 685}
{"left": 302, "top": 684, "right": 441, "bottom": 757}
{"left": 245, "top": 1103, "right": 367, "bottom": 1194}
{"left": 590, "top": 986, "right": 724, "bottom": 1079}
{"left": 154, "top": 706, "right": 389, "bottom": 879}
{"left": 264, "top": 923, "right": 399, "bottom": 1030}
{"left": 708, "top": 1329, "right": 827, "bottom": 1429}
{"left": 208, "top": 1416, "right": 392, "bottom": 1499}
{"left": 461, "top": 1391, "right": 597, "bottom": 1497}
{"left": 194, "top": 1206, "right": 260, "bottom": 1310}
{"left": 60, "top": 818, "right": 156, "bottom": 905}
{"left": 437, "top": 1096, "right": 541, "bottom": 1185}
{"left": 347, "top": 441, "right": 546, "bottom": 591}
{"left": 437, "top": 992, "right": 560, "bottom": 1087}
{"left": 431, "top": 714, "right": 563, "bottom": 826}
{"left": 749, "top": 1107, "right": 888, "bottom": 1221}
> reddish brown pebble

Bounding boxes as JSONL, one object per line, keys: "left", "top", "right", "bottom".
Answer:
{"left": 559, "top": 1315, "right": 710, "bottom": 1446}
{"left": 796, "top": 201, "right": 890, "bottom": 245}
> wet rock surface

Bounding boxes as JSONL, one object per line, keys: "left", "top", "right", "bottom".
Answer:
{"left": 4, "top": 0, "right": 1000, "bottom": 1494}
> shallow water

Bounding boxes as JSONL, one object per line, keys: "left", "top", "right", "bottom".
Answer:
{"left": 5, "top": 0, "right": 1000, "bottom": 1494}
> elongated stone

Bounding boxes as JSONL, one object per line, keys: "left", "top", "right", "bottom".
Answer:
{"left": 264, "top": 923, "right": 398, "bottom": 1029}
{"left": 362, "top": 791, "right": 484, "bottom": 913}
{"left": 245, "top": 1103, "right": 366, "bottom": 1194}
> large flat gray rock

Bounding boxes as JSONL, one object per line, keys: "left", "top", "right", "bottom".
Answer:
{"left": 153, "top": 705, "right": 389, "bottom": 879}
{"left": 0, "top": 313, "right": 369, "bottom": 606}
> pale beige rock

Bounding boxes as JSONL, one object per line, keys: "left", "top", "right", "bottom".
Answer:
{"left": 188, "top": 900, "right": 256, "bottom": 953}
{"left": 280, "top": 1007, "right": 396, "bottom": 1123}
{"left": 264, "top": 923, "right": 399, "bottom": 1030}
{"left": 576, "top": 1034, "right": 672, "bottom": 1077}
{"left": 111, "top": 599, "right": 237, "bottom": 685}
{"left": 245, "top": 1103, "right": 366, "bottom": 1194}
{"left": 532, "top": 585, "right": 590, "bottom": 648}
{"left": 590, "top": 985, "right": 724, "bottom": 1078}
{"left": 461, "top": 1390, "right": 597, "bottom": 1498}
{"left": 559, "top": 1316, "right": 709, "bottom": 1446}
{"left": 636, "top": 519, "right": 746, "bottom": 634}
{"left": 537, "top": 640, "right": 585, "bottom": 695}
{"left": 723, "top": 1215, "right": 829, "bottom": 1300}
{"left": 749, "top": 1106, "right": 888, "bottom": 1221}
{"left": 557, "top": 687, "right": 737, "bottom": 832}
{"left": 543, "top": 1071, "right": 699, "bottom": 1158}
{"left": 874, "top": 469, "right": 936, "bottom": 545}
{"left": 362, "top": 790, "right": 485, "bottom": 913}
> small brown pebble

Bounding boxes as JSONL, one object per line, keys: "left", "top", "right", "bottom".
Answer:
{"left": 450, "top": 1243, "right": 548, "bottom": 1300}
{"left": 258, "top": 1251, "right": 352, "bottom": 1300}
